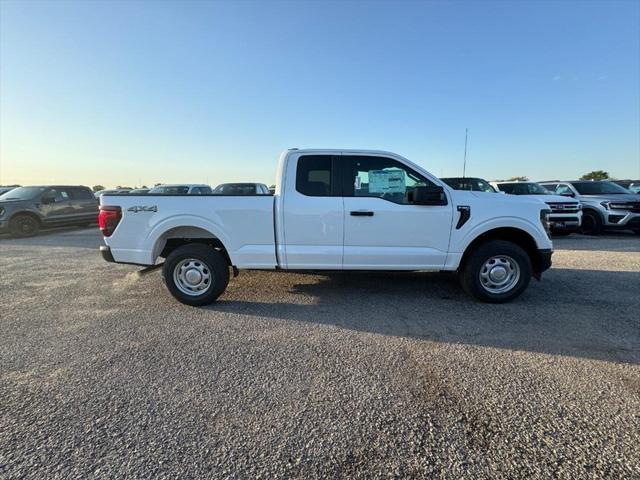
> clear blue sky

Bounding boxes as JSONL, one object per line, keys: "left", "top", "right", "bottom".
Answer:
{"left": 1, "top": 0, "right": 639, "bottom": 187}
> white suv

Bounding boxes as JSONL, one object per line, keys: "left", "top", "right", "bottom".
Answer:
{"left": 491, "top": 181, "right": 582, "bottom": 235}
{"left": 540, "top": 181, "right": 640, "bottom": 235}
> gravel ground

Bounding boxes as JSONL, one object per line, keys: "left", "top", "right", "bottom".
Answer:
{"left": 1, "top": 228, "right": 639, "bottom": 479}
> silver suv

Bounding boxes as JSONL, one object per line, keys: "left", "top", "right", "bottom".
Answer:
{"left": 540, "top": 181, "right": 640, "bottom": 235}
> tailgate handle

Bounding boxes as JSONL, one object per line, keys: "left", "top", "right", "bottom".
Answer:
{"left": 350, "top": 211, "right": 374, "bottom": 217}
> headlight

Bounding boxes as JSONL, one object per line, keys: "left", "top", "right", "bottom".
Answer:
{"left": 540, "top": 208, "right": 552, "bottom": 237}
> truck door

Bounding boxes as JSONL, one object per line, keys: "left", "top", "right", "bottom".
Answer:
{"left": 341, "top": 155, "right": 453, "bottom": 269}
{"left": 39, "top": 188, "right": 74, "bottom": 224}
{"left": 69, "top": 187, "right": 99, "bottom": 222}
{"left": 281, "top": 154, "right": 344, "bottom": 269}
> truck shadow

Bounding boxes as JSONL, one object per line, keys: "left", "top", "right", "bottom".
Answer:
{"left": 208, "top": 268, "right": 640, "bottom": 364}
{"left": 0, "top": 226, "right": 101, "bottom": 248}
{"left": 552, "top": 232, "right": 640, "bottom": 252}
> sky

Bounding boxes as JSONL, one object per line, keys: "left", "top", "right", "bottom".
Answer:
{"left": 0, "top": 0, "right": 639, "bottom": 188}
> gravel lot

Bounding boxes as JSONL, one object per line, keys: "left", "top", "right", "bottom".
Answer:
{"left": 1, "top": 227, "right": 639, "bottom": 479}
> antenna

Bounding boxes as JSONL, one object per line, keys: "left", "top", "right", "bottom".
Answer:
{"left": 462, "top": 128, "right": 468, "bottom": 179}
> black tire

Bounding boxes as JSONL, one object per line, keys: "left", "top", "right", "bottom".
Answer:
{"left": 9, "top": 214, "right": 41, "bottom": 237}
{"left": 162, "top": 244, "right": 229, "bottom": 306}
{"left": 459, "top": 240, "right": 532, "bottom": 303}
{"left": 580, "top": 210, "right": 603, "bottom": 235}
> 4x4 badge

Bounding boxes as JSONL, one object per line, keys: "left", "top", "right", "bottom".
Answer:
{"left": 127, "top": 206, "right": 157, "bottom": 213}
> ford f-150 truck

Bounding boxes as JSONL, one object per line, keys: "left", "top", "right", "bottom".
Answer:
{"left": 99, "top": 149, "right": 553, "bottom": 305}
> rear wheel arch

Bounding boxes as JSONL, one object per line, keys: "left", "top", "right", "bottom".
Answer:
{"left": 153, "top": 226, "right": 232, "bottom": 266}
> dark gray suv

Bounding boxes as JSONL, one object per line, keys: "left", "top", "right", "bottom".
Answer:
{"left": 0, "top": 186, "right": 98, "bottom": 237}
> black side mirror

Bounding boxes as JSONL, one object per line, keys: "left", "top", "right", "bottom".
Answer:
{"left": 412, "top": 185, "right": 448, "bottom": 205}
{"left": 41, "top": 194, "right": 55, "bottom": 204}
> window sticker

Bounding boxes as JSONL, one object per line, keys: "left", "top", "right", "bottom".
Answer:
{"left": 354, "top": 176, "right": 362, "bottom": 190}
{"left": 368, "top": 170, "right": 406, "bottom": 193}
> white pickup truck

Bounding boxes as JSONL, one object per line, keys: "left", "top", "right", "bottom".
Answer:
{"left": 99, "top": 149, "right": 553, "bottom": 304}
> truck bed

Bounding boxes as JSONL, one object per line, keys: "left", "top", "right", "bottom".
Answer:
{"left": 100, "top": 194, "right": 277, "bottom": 268}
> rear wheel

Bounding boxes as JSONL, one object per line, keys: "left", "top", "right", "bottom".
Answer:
{"left": 9, "top": 214, "right": 40, "bottom": 237}
{"left": 460, "top": 240, "right": 532, "bottom": 303}
{"left": 580, "top": 210, "right": 603, "bottom": 235}
{"left": 162, "top": 244, "right": 229, "bottom": 306}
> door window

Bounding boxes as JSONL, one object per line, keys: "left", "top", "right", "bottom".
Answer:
{"left": 343, "top": 156, "right": 432, "bottom": 204}
{"left": 296, "top": 155, "right": 334, "bottom": 196}
{"left": 48, "top": 188, "right": 71, "bottom": 202}
{"left": 69, "top": 187, "right": 94, "bottom": 200}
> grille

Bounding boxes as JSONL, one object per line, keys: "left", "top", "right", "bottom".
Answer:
{"left": 545, "top": 202, "right": 580, "bottom": 213}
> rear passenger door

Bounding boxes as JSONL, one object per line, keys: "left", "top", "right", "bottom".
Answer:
{"left": 69, "top": 187, "right": 99, "bottom": 222}
{"left": 281, "top": 154, "right": 344, "bottom": 269}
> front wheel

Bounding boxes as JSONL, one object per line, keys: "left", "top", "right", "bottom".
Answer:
{"left": 459, "top": 240, "right": 532, "bottom": 303}
{"left": 9, "top": 214, "right": 40, "bottom": 237}
{"left": 162, "top": 244, "right": 230, "bottom": 306}
{"left": 580, "top": 210, "right": 603, "bottom": 235}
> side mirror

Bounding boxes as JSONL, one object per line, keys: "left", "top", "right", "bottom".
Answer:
{"left": 412, "top": 185, "right": 448, "bottom": 206}
{"left": 41, "top": 194, "right": 56, "bottom": 204}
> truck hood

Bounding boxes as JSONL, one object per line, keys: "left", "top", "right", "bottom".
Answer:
{"left": 512, "top": 194, "right": 578, "bottom": 204}
{"left": 451, "top": 190, "right": 546, "bottom": 207}
{"left": 0, "top": 198, "right": 28, "bottom": 205}
{"left": 578, "top": 193, "right": 640, "bottom": 203}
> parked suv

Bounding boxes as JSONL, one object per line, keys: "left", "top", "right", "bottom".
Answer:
{"left": 148, "top": 184, "right": 212, "bottom": 195}
{"left": 0, "top": 185, "right": 98, "bottom": 237}
{"left": 613, "top": 180, "right": 640, "bottom": 194}
{"left": 491, "top": 181, "right": 582, "bottom": 235}
{"left": 440, "top": 177, "right": 498, "bottom": 193}
{"left": 540, "top": 181, "right": 640, "bottom": 235}
{"left": 213, "top": 183, "right": 271, "bottom": 195}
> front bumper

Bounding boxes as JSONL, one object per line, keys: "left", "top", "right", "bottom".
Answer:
{"left": 550, "top": 218, "right": 581, "bottom": 231}
{"left": 604, "top": 212, "right": 640, "bottom": 229}
{"left": 100, "top": 245, "right": 116, "bottom": 263}
{"left": 533, "top": 248, "right": 553, "bottom": 280}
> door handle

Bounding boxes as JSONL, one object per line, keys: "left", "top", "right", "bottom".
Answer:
{"left": 350, "top": 211, "right": 374, "bottom": 217}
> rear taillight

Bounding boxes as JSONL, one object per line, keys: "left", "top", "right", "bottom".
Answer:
{"left": 98, "top": 205, "right": 122, "bottom": 237}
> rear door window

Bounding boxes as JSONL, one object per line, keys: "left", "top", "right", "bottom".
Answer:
{"left": 69, "top": 187, "right": 94, "bottom": 200}
{"left": 296, "top": 155, "right": 335, "bottom": 196}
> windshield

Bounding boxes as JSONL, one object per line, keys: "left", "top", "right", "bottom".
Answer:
{"left": 149, "top": 186, "right": 190, "bottom": 194}
{"left": 214, "top": 184, "right": 257, "bottom": 195}
{"left": 0, "top": 186, "right": 48, "bottom": 201}
{"left": 498, "top": 182, "right": 551, "bottom": 195}
{"left": 441, "top": 178, "right": 496, "bottom": 193}
{"left": 571, "top": 181, "right": 630, "bottom": 195}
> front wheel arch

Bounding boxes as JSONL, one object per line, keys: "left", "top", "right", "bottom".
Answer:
{"left": 9, "top": 212, "right": 42, "bottom": 237}
{"left": 459, "top": 227, "right": 542, "bottom": 278}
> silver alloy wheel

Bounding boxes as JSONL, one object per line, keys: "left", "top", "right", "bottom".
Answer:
{"left": 479, "top": 255, "right": 521, "bottom": 294}
{"left": 173, "top": 258, "right": 212, "bottom": 296}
